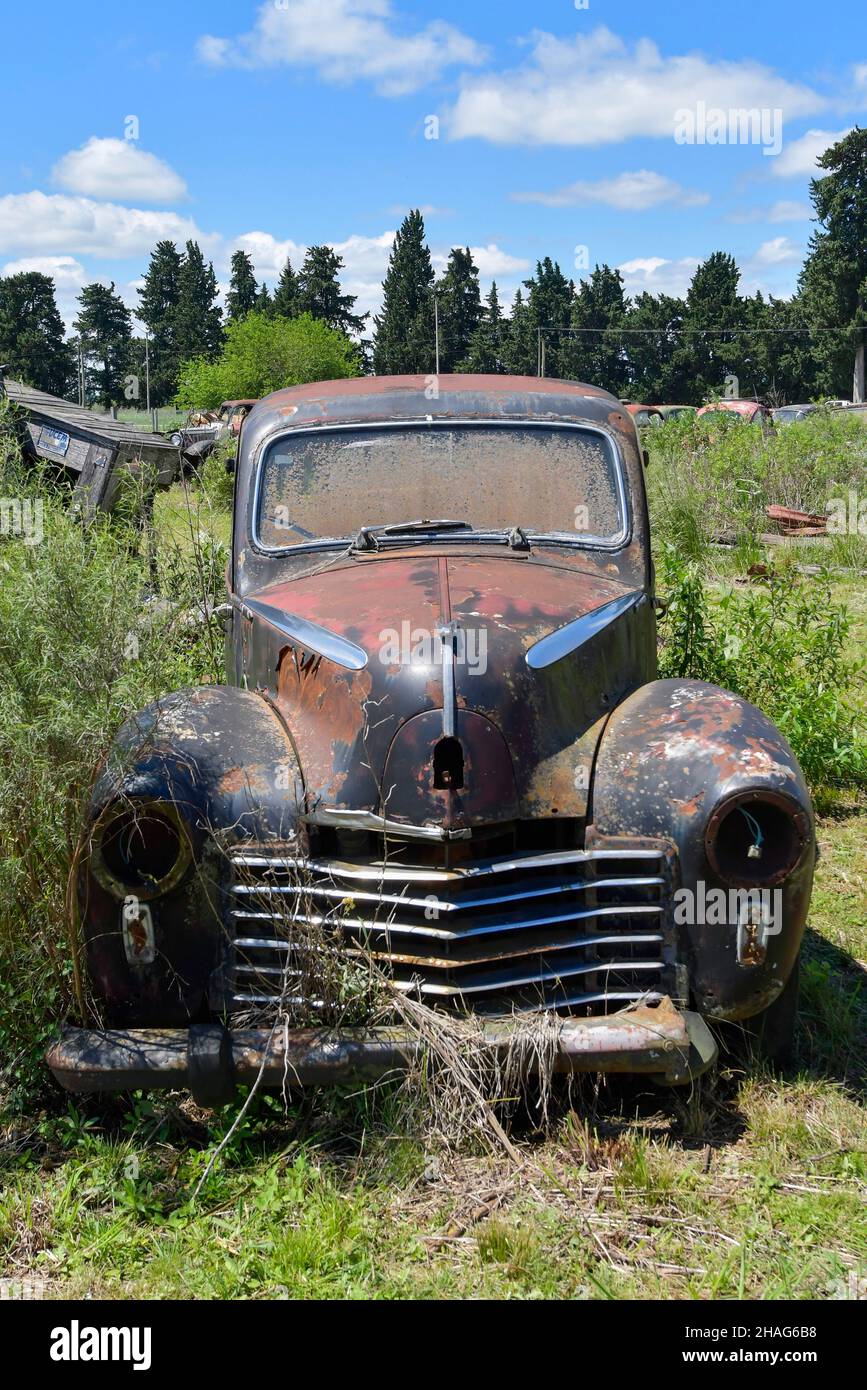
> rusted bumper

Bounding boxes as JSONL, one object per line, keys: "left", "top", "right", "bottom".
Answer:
{"left": 47, "top": 1000, "right": 716, "bottom": 1105}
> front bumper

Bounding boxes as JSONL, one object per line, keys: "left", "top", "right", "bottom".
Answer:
{"left": 47, "top": 998, "right": 717, "bottom": 1106}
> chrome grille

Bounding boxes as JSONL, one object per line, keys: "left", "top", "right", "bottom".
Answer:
{"left": 226, "top": 843, "right": 679, "bottom": 1017}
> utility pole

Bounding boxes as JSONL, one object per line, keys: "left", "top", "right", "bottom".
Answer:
{"left": 144, "top": 334, "right": 151, "bottom": 412}
{"left": 540, "top": 333, "right": 546, "bottom": 378}
{"left": 434, "top": 296, "right": 440, "bottom": 375}
{"left": 78, "top": 341, "right": 85, "bottom": 406}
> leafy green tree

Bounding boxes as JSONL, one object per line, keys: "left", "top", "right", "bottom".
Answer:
{"left": 435, "top": 247, "right": 482, "bottom": 371}
{"left": 272, "top": 257, "right": 300, "bottom": 319}
{"left": 175, "top": 311, "right": 359, "bottom": 408}
{"left": 800, "top": 127, "right": 867, "bottom": 400}
{"left": 137, "top": 240, "right": 183, "bottom": 406}
{"left": 463, "top": 282, "right": 506, "bottom": 372}
{"left": 73, "top": 281, "right": 133, "bottom": 409}
{"left": 174, "top": 241, "right": 222, "bottom": 366}
{"left": 373, "top": 210, "right": 435, "bottom": 374}
{"left": 226, "top": 250, "right": 259, "bottom": 322}
{"left": 297, "top": 245, "right": 366, "bottom": 336}
{"left": 0, "top": 272, "right": 74, "bottom": 395}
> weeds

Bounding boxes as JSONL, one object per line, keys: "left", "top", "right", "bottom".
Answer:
{"left": 658, "top": 544, "right": 867, "bottom": 791}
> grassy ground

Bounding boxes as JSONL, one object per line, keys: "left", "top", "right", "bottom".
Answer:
{"left": 1, "top": 441, "right": 865, "bottom": 1301}
{"left": 88, "top": 405, "right": 187, "bottom": 435}
{"left": 0, "top": 800, "right": 863, "bottom": 1299}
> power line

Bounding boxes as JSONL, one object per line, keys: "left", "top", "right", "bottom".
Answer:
{"left": 536, "top": 325, "right": 860, "bottom": 336}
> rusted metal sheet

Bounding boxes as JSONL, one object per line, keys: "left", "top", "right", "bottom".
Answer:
{"left": 2, "top": 376, "right": 181, "bottom": 515}
{"left": 765, "top": 504, "right": 828, "bottom": 536}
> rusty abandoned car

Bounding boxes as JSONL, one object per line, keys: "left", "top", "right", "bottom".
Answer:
{"left": 48, "top": 375, "right": 816, "bottom": 1106}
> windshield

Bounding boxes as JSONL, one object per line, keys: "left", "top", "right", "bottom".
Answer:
{"left": 255, "top": 423, "right": 626, "bottom": 551}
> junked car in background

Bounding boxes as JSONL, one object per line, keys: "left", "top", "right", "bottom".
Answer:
{"left": 771, "top": 404, "right": 820, "bottom": 426}
{"left": 696, "top": 400, "right": 772, "bottom": 424}
{"left": 48, "top": 375, "right": 816, "bottom": 1105}
{"left": 171, "top": 399, "right": 257, "bottom": 464}
{"left": 623, "top": 403, "right": 664, "bottom": 428}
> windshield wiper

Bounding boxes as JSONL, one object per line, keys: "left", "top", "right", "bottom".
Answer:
{"left": 351, "top": 519, "right": 473, "bottom": 551}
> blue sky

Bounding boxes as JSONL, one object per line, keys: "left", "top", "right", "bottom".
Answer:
{"left": 0, "top": 0, "right": 864, "bottom": 331}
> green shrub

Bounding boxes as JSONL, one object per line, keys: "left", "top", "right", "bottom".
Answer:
{"left": 198, "top": 437, "right": 237, "bottom": 512}
{"left": 658, "top": 544, "right": 867, "bottom": 791}
{"left": 175, "top": 311, "right": 360, "bottom": 409}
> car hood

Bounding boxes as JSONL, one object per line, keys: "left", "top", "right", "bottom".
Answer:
{"left": 245, "top": 553, "right": 654, "bottom": 832}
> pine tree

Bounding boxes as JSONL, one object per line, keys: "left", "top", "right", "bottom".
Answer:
{"left": 678, "top": 252, "right": 744, "bottom": 400}
{"left": 501, "top": 288, "right": 537, "bottom": 375}
{"left": 373, "top": 210, "right": 435, "bottom": 374}
{"left": 174, "top": 241, "right": 223, "bottom": 367}
{"left": 627, "top": 291, "right": 690, "bottom": 402}
{"left": 566, "top": 265, "right": 629, "bottom": 394}
{"left": 137, "top": 240, "right": 183, "bottom": 405}
{"left": 435, "top": 247, "right": 482, "bottom": 371}
{"left": 799, "top": 127, "right": 867, "bottom": 400}
{"left": 0, "top": 271, "right": 74, "bottom": 395}
{"left": 255, "top": 283, "right": 273, "bottom": 315}
{"left": 73, "top": 282, "right": 133, "bottom": 409}
{"left": 525, "top": 258, "right": 575, "bottom": 378}
{"left": 226, "top": 250, "right": 259, "bottom": 322}
{"left": 272, "top": 258, "right": 300, "bottom": 319}
{"left": 463, "top": 282, "right": 506, "bottom": 372}
{"left": 297, "top": 246, "right": 366, "bottom": 336}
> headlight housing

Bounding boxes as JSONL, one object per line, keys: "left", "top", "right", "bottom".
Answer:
{"left": 705, "top": 789, "right": 809, "bottom": 887}
{"left": 91, "top": 801, "right": 193, "bottom": 899}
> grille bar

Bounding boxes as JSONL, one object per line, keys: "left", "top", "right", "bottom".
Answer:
{"left": 226, "top": 840, "right": 678, "bottom": 1017}
{"left": 230, "top": 873, "right": 665, "bottom": 915}
{"left": 231, "top": 900, "right": 663, "bottom": 943}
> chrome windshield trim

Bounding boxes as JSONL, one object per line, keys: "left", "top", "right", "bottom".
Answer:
{"left": 250, "top": 418, "right": 632, "bottom": 558}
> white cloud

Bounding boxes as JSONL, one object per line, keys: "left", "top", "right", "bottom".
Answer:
{"left": 616, "top": 256, "right": 700, "bottom": 298}
{"left": 463, "top": 243, "right": 530, "bottom": 276}
{"left": 513, "top": 170, "right": 708, "bottom": 210}
{"left": 198, "top": 0, "right": 486, "bottom": 97}
{"left": 770, "top": 127, "right": 851, "bottom": 177}
{"left": 0, "top": 192, "right": 214, "bottom": 259}
{"left": 447, "top": 26, "right": 823, "bottom": 146}
{"left": 748, "top": 236, "right": 803, "bottom": 267}
{"left": 729, "top": 199, "right": 813, "bottom": 223}
{"left": 52, "top": 137, "right": 187, "bottom": 203}
{"left": 854, "top": 63, "right": 867, "bottom": 89}
{"left": 0, "top": 253, "right": 87, "bottom": 291}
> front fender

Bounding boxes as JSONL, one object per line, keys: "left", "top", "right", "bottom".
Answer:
{"left": 589, "top": 679, "right": 816, "bottom": 1021}
{"left": 80, "top": 686, "right": 303, "bottom": 1027}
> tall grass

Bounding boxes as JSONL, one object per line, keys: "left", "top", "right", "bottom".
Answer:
{"left": 657, "top": 544, "right": 867, "bottom": 794}
{"left": 646, "top": 410, "right": 867, "bottom": 565}
{"left": 0, "top": 414, "right": 225, "bottom": 1109}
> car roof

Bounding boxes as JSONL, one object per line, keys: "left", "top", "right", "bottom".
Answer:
{"left": 243, "top": 374, "right": 626, "bottom": 437}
